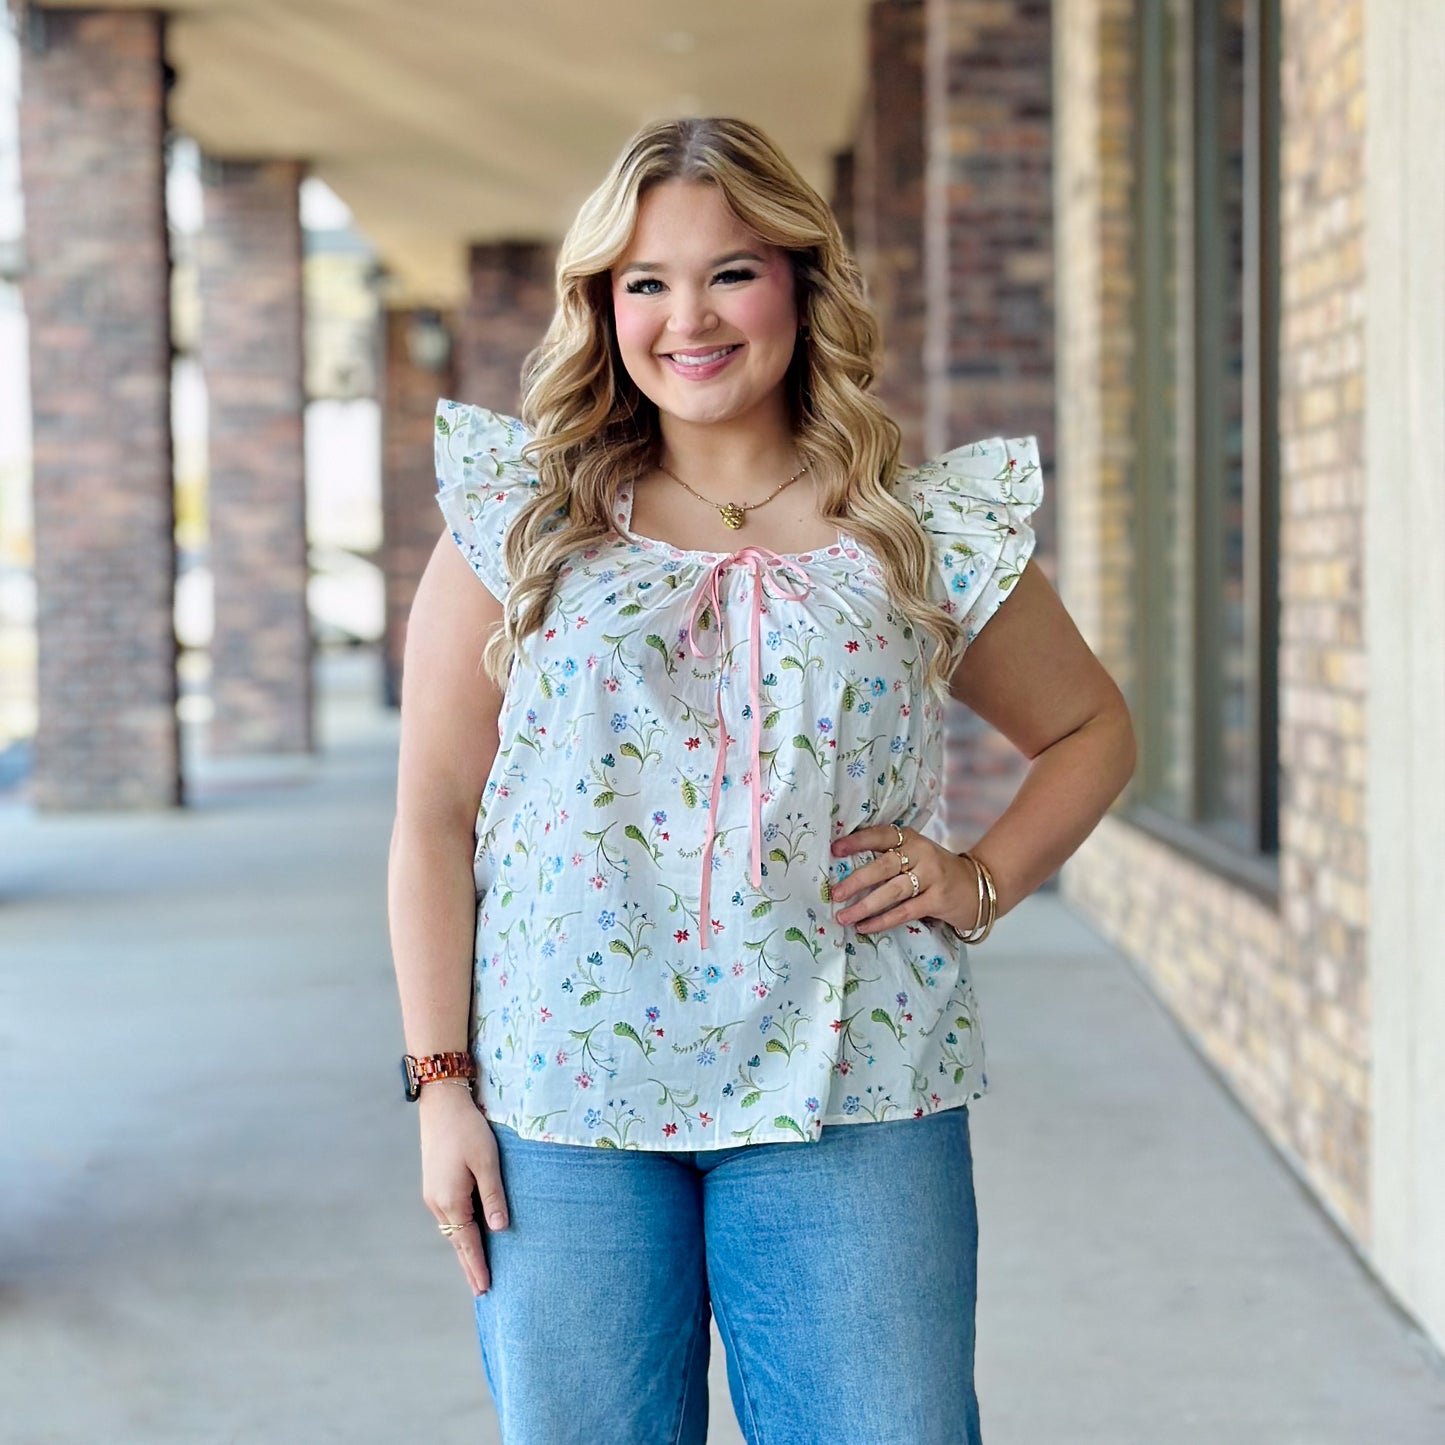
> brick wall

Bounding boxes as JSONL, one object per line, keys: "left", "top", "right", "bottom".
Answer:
{"left": 856, "top": 0, "right": 928, "bottom": 465}
{"left": 1057, "top": 0, "right": 1371, "bottom": 1238}
{"left": 922, "top": 0, "right": 1057, "bottom": 846}
{"left": 455, "top": 241, "right": 556, "bottom": 416}
{"left": 381, "top": 308, "right": 455, "bottom": 705}
{"left": 199, "top": 157, "right": 313, "bottom": 756}
{"left": 18, "top": 7, "right": 180, "bottom": 810}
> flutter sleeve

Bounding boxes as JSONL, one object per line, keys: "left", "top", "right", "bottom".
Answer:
{"left": 433, "top": 397, "right": 540, "bottom": 603}
{"left": 892, "top": 434, "right": 1044, "bottom": 647}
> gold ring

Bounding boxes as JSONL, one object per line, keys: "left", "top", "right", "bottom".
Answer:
{"left": 891, "top": 849, "right": 911, "bottom": 874}
{"left": 437, "top": 1219, "right": 473, "bottom": 1237}
{"left": 892, "top": 824, "right": 905, "bottom": 848}
{"left": 908, "top": 871, "right": 920, "bottom": 898}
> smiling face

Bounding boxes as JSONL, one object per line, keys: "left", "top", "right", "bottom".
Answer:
{"left": 610, "top": 179, "right": 800, "bottom": 429}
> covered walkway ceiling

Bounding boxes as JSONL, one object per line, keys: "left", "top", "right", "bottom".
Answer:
{"left": 44, "top": 0, "right": 871, "bottom": 308}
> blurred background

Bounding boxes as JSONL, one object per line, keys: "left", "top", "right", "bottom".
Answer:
{"left": 2, "top": 1, "right": 1443, "bottom": 1441}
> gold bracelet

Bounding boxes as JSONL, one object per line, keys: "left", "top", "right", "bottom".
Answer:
{"left": 957, "top": 850, "right": 998, "bottom": 944}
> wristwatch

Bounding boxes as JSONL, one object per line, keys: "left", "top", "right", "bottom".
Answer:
{"left": 400, "top": 1051, "right": 477, "bottom": 1102}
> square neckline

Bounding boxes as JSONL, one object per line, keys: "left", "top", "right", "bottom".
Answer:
{"left": 612, "top": 477, "right": 866, "bottom": 565}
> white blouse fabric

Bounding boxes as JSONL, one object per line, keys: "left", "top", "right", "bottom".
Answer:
{"left": 433, "top": 398, "right": 1042, "bottom": 1149}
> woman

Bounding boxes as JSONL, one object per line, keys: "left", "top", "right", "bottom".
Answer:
{"left": 389, "top": 117, "right": 1135, "bottom": 1445}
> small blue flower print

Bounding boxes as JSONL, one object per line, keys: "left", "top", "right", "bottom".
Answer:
{"left": 766, "top": 629, "right": 781, "bottom": 649}
{"left": 890, "top": 737, "right": 905, "bottom": 753}
{"left": 804, "top": 1097, "right": 819, "bottom": 1113}
{"left": 847, "top": 759, "right": 866, "bottom": 778}
{"left": 652, "top": 810, "right": 667, "bottom": 825}
{"left": 698, "top": 1047, "right": 717, "bottom": 1066}
{"left": 704, "top": 965, "right": 721, "bottom": 983}
{"left": 818, "top": 717, "right": 833, "bottom": 733}
{"left": 598, "top": 910, "right": 616, "bottom": 929}
{"left": 528, "top": 1051, "right": 545, "bottom": 1072}
{"left": 722, "top": 1082, "right": 735, "bottom": 1097}
{"left": 843, "top": 1095, "right": 860, "bottom": 1115}
{"left": 562, "top": 658, "right": 577, "bottom": 676}
{"left": 871, "top": 678, "right": 887, "bottom": 697}
{"left": 584, "top": 1108, "right": 601, "bottom": 1128}
{"left": 541, "top": 939, "right": 557, "bottom": 958}
{"left": 610, "top": 713, "right": 627, "bottom": 733}
{"left": 760, "top": 1014, "right": 773, "bottom": 1033}
{"left": 601, "top": 753, "right": 615, "bottom": 767}
{"left": 645, "top": 1006, "right": 660, "bottom": 1022}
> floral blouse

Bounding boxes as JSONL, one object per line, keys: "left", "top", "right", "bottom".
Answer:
{"left": 433, "top": 398, "right": 1042, "bottom": 1150}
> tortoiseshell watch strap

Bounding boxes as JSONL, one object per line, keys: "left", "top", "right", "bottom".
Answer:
{"left": 401, "top": 1051, "right": 477, "bottom": 1102}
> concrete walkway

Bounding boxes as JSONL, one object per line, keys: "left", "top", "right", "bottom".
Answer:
{"left": 2, "top": 650, "right": 1443, "bottom": 1444}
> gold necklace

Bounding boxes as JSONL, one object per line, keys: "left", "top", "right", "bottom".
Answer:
{"left": 655, "top": 458, "right": 810, "bottom": 531}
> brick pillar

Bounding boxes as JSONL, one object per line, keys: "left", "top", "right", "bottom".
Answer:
{"left": 17, "top": 7, "right": 180, "bottom": 810}
{"left": 856, "top": 0, "right": 928, "bottom": 464}
{"left": 455, "top": 241, "right": 556, "bottom": 414}
{"left": 924, "top": 0, "right": 1056, "bottom": 846}
{"left": 199, "top": 158, "right": 312, "bottom": 756}
{"left": 381, "top": 307, "right": 455, "bottom": 706}
{"left": 924, "top": 0, "right": 1055, "bottom": 456}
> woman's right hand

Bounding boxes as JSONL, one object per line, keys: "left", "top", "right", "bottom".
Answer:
{"left": 418, "top": 1084, "right": 510, "bottom": 1295}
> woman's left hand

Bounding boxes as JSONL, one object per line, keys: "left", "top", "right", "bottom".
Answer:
{"left": 830, "top": 824, "right": 981, "bottom": 938}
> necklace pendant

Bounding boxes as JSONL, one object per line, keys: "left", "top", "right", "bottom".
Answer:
{"left": 719, "top": 502, "right": 746, "bottom": 530}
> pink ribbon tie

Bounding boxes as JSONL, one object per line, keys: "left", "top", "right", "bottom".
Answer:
{"left": 684, "top": 546, "right": 813, "bottom": 950}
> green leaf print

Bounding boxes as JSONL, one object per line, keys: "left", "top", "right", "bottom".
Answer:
{"left": 841, "top": 683, "right": 858, "bottom": 711}
{"left": 871, "top": 1007, "right": 904, "bottom": 1043}
{"left": 609, "top": 939, "right": 632, "bottom": 957}
{"left": 618, "top": 602, "right": 644, "bottom": 616}
{"left": 765, "top": 1038, "right": 788, "bottom": 1055}
{"left": 670, "top": 972, "right": 690, "bottom": 1004}
{"left": 740, "top": 1090, "right": 762, "bottom": 1108}
{"left": 774, "top": 1115, "right": 806, "bottom": 1139}
{"left": 579, "top": 989, "right": 602, "bottom": 1007}
{"left": 538, "top": 673, "right": 554, "bottom": 699}
{"left": 953, "top": 1066, "right": 967, "bottom": 1084}
{"left": 620, "top": 742, "right": 643, "bottom": 763}
{"left": 784, "top": 926, "right": 810, "bottom": 946}
{"left": 680, "top": 778, "right": 699, "bottom": 808}
{"left": 595, "top": 1137, "right": 618, "bottom": 1149}
{"left": 793, "top": 734, "right": 819, "bottom": 761}
{"left": 768, "top": 848, "right": 788, "bottom": 864}
{"left": 593, "top": 790, "right": 616, "bottom": 808}
{"left": 645, "top": 634, "right": 673, "bottom": 668}
{"left": 435, "top": 415, "right": 451, "bottom": 436}
{"left": 750, "top": 900, "right": 772, "bottom": 917}
{"left": 819, "top": 877, "right": 832, "bottom": 902}
{"left": 955, "top": 1016, "right": 972, "bottom": 1030}
{"left": 614, "top": 1021, "right": 651, "bottom": 1055}
{"left": 763, "top": 709, "right": 781, "bottom": 730}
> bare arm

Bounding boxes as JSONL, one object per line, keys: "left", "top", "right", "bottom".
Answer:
{"left": 389, "top": 529, "right": 507, "bottom": 1052}
{"left": 388, "top": 528, "right": 510, "bottom": 1294}
{"left": 947, "top": 558, "right": 1137, "bottom": 917}
{"left": 832, "top": 559, "right": 1136, "bottom": 933}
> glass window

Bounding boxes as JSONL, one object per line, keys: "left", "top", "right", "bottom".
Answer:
{"left": 1132, "top": 0, "right": 1279, "bottom": 865}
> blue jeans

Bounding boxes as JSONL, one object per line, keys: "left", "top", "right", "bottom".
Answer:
{"left": 473, "top": 1106, "right": 982, "bottom": 1444}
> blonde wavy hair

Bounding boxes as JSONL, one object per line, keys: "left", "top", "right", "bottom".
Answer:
{"left": 484, "top": 116, "right": 964, "bottom": 693}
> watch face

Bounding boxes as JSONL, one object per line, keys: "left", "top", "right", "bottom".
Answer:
{"left": 401, "top": 1055, "right": 421, "bottom": 1102}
